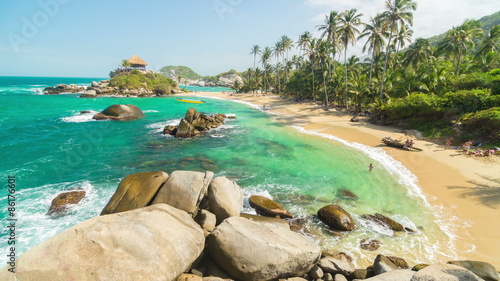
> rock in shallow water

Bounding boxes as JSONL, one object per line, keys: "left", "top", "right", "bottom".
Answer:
{"left": 248, "top": 195, "right": 293, "bottom": 219}
{"left": 317, "top": 205, "right": 356, "bottom": 231}
{"left": 47, "top": 190, "right": 86, "bottom": 216}
{"left": 92, "top": 104, "right": 144, "bottom": 121}
{"left": 1, "top": 204, "right": 205, "bottom": 281}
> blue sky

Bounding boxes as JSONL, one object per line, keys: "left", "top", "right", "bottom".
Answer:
{"left": 0, "top": 0, "right": 497, "bottom": 77}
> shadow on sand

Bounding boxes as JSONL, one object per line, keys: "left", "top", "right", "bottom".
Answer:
{"left": 448, "top": 175, "right": 500, "bottom": 209}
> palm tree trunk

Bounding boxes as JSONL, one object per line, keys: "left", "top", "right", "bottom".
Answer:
{"left": 344, "top": 46, "right": 348, "bottom": 108}
{"left": 379, "top": 24, "right": 395, "bottom": 101}
{"left": 311, "top": 61, "right": 316, "bottom": 102}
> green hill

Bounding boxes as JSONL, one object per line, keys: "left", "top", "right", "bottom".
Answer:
{"left": 428, "top": 11, "right": 500, "bottom": 45}
{"left": 159, "top": 65, "right": 202, "bottom": 80}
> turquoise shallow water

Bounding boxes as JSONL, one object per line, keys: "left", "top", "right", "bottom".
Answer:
{"left": 0, "top": 77, "right": 470, "bottom": 266}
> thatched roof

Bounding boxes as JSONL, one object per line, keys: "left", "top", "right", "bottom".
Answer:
{"left": 128, "top": 55, "right": 148, "bottom": 66}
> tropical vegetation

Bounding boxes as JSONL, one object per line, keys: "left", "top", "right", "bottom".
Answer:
{"left": 237, "top": 6, "right": 500, "bottom": 144}
{"left": 109, "top": 69, "right": 177, "bottom": 95}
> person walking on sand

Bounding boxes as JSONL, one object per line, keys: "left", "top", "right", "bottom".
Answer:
{"left": 369, "top": 163, "right": 374, "bottom": 172}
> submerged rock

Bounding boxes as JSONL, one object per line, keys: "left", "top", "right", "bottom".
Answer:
{"left": 360, "top": 239, "right": 381, "bottom": 251}
{"left": 92, "top": 104, "right": 144, "bottom": 121}
{"left": 337, "top": 189, "right": 359, "bottom": 201}
{"left": 317, "top": 205, "right": 356, "bottom": 231}
{"left": 47, "top": 190, "right": 86, "bottom": 216}
{"left": 248, "top": 195, "right": 293, "bottom": 219}
{"left": 361, "top": 213, "right": 405, "bottom": 232}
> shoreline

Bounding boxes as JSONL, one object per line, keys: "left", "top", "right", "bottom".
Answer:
{"left": 177, "top": 91, "right": 500, "bottom": 268}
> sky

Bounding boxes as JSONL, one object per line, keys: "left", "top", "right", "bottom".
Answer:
{"left": 0, "top": 0, "right": 497, "bottom": 78}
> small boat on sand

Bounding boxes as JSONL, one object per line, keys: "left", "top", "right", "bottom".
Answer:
{"left": 176, "top": 97, "right": 206, "bottom": 104}
{"left": 382, "top": 137, "right": 423, "bottom": 151}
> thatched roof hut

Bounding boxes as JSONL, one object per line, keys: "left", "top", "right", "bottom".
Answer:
{"left": 128, "top": 55, "right": 148, "bottom": 70}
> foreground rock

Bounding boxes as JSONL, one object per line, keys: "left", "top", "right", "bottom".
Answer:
{"left": 248, "top": 195, "right": 293, "bottom": 219}
{"left": 362, "top": 269, "right": 415, "bottom": 280}
{"left": 411, "top": 264, "right": 483, "bottom": 280}
{"left": 1, "top": 204, "right": 205, "bottom": 281}
{"left": 317, "top": 205, "right": 356, "bottom": 231}
{"left": 207, "top": 176, "right": 244, "bottom": 224}
{"left": 92, "top": 104, "right": 144, "bottom": 121}
{"left": 101, "top": 171, "right": 168, "bottom": 215}
{"left": 319, "top": 254, "right": 356, "bottom": 276}
{"left": 164, "top": 108, "right": 226, "bottom": 138}
{"left": 207, "top": 216, "right": 321, "bottom": 280}
{"left": 47, "top": 190, "right": 86, "bottom": 216}
{"left": 152, "top": 170, "right": 213, "bottom": 216}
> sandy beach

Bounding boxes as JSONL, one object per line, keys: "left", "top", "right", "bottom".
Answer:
{"left": 179, "top": 91, "right": 500, "bottom": 268}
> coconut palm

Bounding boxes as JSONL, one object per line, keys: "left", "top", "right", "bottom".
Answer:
{"left": 250, "top": 45, "right": 260, "bottom": 70}
{"left": 316, "top": 39, "right": 332, "bottom": 107}
{"left": 297, "top": 31, "right": 312, "bottom": 56}
{"left": 304, "top": 38, "right": 318, "bottom": 102}
{"left": 359, "top": 13, "right": 387, "bottom": 87}
{"left": 260, "top": 47, "right": 273, "bottom": 93}
{"left": 273, "top": 41, "right": 284, "bottom": 94}
{"left": 474, "top": 25, "right": 500, "bottom": 63}
{"left": 338, "top": 8, "right": 363, "bottom": 106}
{"left": 317, "top": 11, "right": 341, "bottom": 57}
{"left": 280, "top": 35, "right": 294, "bottom": 62}
{"left": 437, "top": 20, "right": 483, "bottom": 75}
{"left": 403, "top": 38, "right": 433, "bottom": 69}
{"left": 120, "top": 59, "right": 131, "bottom": 71}
{"left": 379, "top": 0, "right": 417, "bottom": 101}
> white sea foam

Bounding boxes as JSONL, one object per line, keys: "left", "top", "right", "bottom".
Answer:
{"left": 143, "top": 110, "right": 159, "bottom": 113}
{"left": 146, "top": 119, "right": 180, "bottom": 134}
{"left": 60, "top": 111, "right": 99, "bottom": 123}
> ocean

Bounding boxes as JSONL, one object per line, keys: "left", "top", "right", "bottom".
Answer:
{"left": 0, "top": 76, "right": 470, "bottom": 266}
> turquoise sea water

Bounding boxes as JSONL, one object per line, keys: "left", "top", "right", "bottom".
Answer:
{"left": 0, "top": 77, "right": 470, "bottom": 266}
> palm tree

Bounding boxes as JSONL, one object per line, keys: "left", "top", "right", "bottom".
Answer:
{"left": 120, "top": 59, "right": 131, "bottom": 71}
{"left": 474, "top": 25, "right": 499, "bottom": 63}
{"left": 260, "top": 47, "right": 273, "bottom": 93}
{"left": 318, "top": 11, "right": 341, "bottom": 54}
{"left": 359, "top": 13, "right": 387, "bottom": 87}
{"left": 304, "top": 38, "right": 318, "bottom": 102}
{"left": 250, "top": 45, "right": 260, "bottom": 70}
{"left": 379, "top": 0, "right": 417, "bottom": 101}
{"left": 437, "top": 20, "right": 483, "bottom": 75}
{"left": 316, "top": 39, "right": 332, "bottom": 107}
{"left": 403, "top": 38, "right": 432, "bottom": 69}
{"left": 280, "top": 35, "right": 294, "bottom": 62}
{"left": 273, "top": 41, "right": 284, "bottom": 94}
{"left": 338, "top": 8, "right": 363, "bottom": 106}
{"left": 297, "top": 31, "right": 312, "bottom": 56}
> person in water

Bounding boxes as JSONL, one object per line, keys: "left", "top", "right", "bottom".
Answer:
{"left": 369, "top": 163, "right": 374, "bottom": 172}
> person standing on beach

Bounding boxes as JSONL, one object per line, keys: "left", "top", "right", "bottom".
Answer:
{"left": 369, "top": 163, "right": 374, "bottom": 172}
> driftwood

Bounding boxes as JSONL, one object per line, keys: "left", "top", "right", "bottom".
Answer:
{"left": 382, "top": 137, "right": 423, "bottom": 151}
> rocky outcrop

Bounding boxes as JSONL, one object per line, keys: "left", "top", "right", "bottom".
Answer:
{"left": 248, "top": 195, "right": 293, "bottom": 219}
{"left": 207, "top": 216, "right": 321, "bottom": 280}
{"left": 93, "top": 104, "right": 145, "bottom": 121}
{"left": 101, "top": 171, "right": 169, "bottom": 215}
{"left": 1, "top": 204, "right": 205, "bottom": 281}
{"left": 207, "top": 176, "right": 244, "bottom": 224}
{"left": 47, "top": 190, "right": 86, "bottom": 216}
{"left": 411, "top": 264, "right": 483, "bottom": 280}
{"left": 151, "top": 170, "right": 213, "bottom": 216}
{"left": 317, "top": 205, "right": 356, "bottom": 231}
{"left": 79, "top": 89, "right": 97, "bottom": 98}
{"left": 164, "top": 108, "right": 226, "bottom": 138}
{"left": 43, "top": 84, "right": 84, "bottom": 94}
{"left": 319, "top": 254, "right": 356, "bottom": 276}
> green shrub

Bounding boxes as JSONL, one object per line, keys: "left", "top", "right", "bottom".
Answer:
{"left": 109, "top": 71, "right": 177, "bottom": 94}
{"left": 383, "top": 93, "right": 445, "bottom": 120}
{"left": 461, "top": 107, "right": 500, "bottom": 143}
{"left": 443, "top": 89, "right": 492, "bottom": 114}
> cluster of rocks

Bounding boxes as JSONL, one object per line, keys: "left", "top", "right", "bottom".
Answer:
{"left": 81, "top": 80, "right": 162, "bottom": 97}
{"left": 92, "top": 104, "right": 145, "bottom": 121}
{"left": 164, "top": 107, "right": 227, "bottom": 138}
{"left": 3, "top": 169, "right": 499, "bottom": 281}
{"left": 43, "top": 84, "right": 85, "bottom": 95}
{"left": 175, "top": 73, "right": 243, "bottom": 88}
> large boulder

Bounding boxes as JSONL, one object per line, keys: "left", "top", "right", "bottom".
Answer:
{"left": 92, "top": 104, "right": 144, "bottom": 121}
{"left": 410, "top": 264, "right": 483, "bottom": 281}
{"left": 165, "top": 108, "right": 226, "bottom": 138}
{"left": 240, "top": 213, "right": 290, "bottom": 229}
{"left": 317, "top": 205, "right": 356, "bottom": 231}
{"left": 374, "top": 254, "right": 399, "bottom": 275}
{"left": 0, "top": 204, "right": 205, "bottom": 281}
{"left": 101, "top": 171, "right": 168, "bottom": 215}
{"left": 207, "top": 216, "right": 321, "bottom": 281}
{"left": 47, "top": 190, "right": 86, "bottom": 216}
{"left": 208, "top": 176, "right": 244, "bottom": 224}
{"left": 152, "top": 170, "right": 213, "bottom": 216}
{"left": 447, "top": 261, "right": 499, "bottom": 281}
{"left": 176, "top": 118, "right": 201, "bottom": 138}
{"left": 248, "top": 195, "right": 293, "bottom": 219}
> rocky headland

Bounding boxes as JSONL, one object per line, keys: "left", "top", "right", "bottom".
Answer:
{"left": 3, "top": 167, "right": 498, "bottom": 281}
